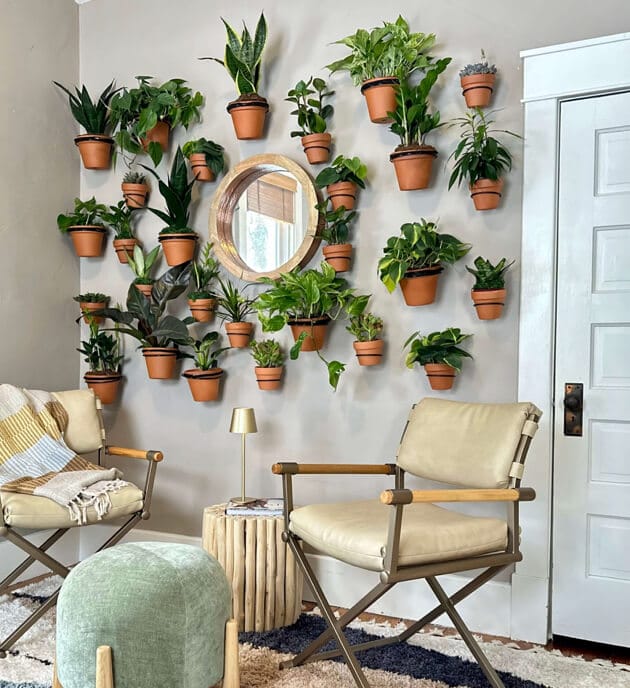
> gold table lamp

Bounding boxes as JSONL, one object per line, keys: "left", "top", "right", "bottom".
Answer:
{"left": 229, "top": 407, "right": 258, "bottom": 505}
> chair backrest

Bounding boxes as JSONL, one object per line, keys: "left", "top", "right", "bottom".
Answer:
{"left": 396, "top": 398, "right": 541, "bottom": 488}
{"left": 51, "top": 390, "right": 104, "bottom": 455}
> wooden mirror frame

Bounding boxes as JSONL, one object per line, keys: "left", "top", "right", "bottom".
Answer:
{"left": 209, "top": 154, "right": 321, "bottom": 282}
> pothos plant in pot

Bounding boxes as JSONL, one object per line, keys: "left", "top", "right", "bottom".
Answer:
{"left": 57, "top": 197, "right": 108, "bottom": 257}
{"left": 201, "top": 12, "right": 269, "bottom": 140}
{"left": 346, "top": 311, "right": 384, "bottom": 366}
{"left": 101, "top": 262, "right": 193, "bottom": 380}
{"left": 460, "top": 50, "right": 497, "bottom": 109}
{"left": 182, "top": 138, "right": 225, "bottom": 182}
{"left": 103, "top": 201, "right": 141, "bottom": 264}
{"left": 125, "top": 245, "right": 161, "bottom": 298}
{"left": 378, "top": 219, "right": 471, "bottom": 306}
{"left": 405, "top": 327, "right": 472, "bottom": 391}
{"left": 188, "top": 243, "right": 221, "bottom": 322}
{"left": 53, "top": 80, "right": 117, "bottom": 169}
{"left": 326, "top": 16, "right": 435, "bottom": 123}
{"left": 314, "top": 155, "right": 367, "bottom": 211}
{"left": 216, "top": 277, "right": 258, "bottom": 348}
{"left": 388, "top": 57, "right": 451, "bottom": 191}
{"left": 466, "top": 256, "right": 514, "bottom": 320}
{"left": 448, "top": 108, "right": 520, "bottom": 211}
{"left": 316, "top": 200, "right": 357, "bottom": 273}
{"left": 78, "top": 318, "right": 124, "bottom": 405}
{"left": 73, "top": 292, "right": 109, "bottom": 325}
{"left": 121, "top": 170, "right": 150, "bottom": 209}
{"left": 250, "top": 339, "right": 286, "bottom": 391}
{"left": 286, "top": 77, "right": 334, "bottom": 164}
{"left": 181, "top": 331, "right": 230, "bottom": 402}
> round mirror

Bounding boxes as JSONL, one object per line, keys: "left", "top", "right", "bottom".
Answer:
{"left": 209, "top": 154, "right": 321, "bottom": 282}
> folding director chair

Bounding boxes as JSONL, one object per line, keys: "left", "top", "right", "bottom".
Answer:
{"left": 0, "top": 389, "right": 163, "bottom": 657}
{"left": 273, "top": 397, "right": 542, "bottom": 688}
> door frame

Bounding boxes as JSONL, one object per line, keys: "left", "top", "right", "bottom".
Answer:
{"left": 516, "top": 31, "right": 630, "bottom": 644}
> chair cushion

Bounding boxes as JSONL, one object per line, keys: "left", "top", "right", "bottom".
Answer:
{"left": 290, "top": 500, "right": 507, "bottom": 572}
{"left": 51, "top": 390, "right": 103, "bottom": 455}
{"left": 0, "top": 484, "right": 143, "bottom": 529}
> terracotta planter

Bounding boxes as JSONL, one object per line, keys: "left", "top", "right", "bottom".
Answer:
{"left": 225, "top": 321, "right": 253, "bottom": 348}
{"left": 327, "top": 181, "right": 357, "bottom": 211}
{"left": 141, "top": 121, "right": 170, "bottom": 152}
{"left": 360, "top": 77, "right": 399, "bottom": 123}
{"left": 189, "top": 153, "right": 215, "bottom": 182}
{"left": 142, "top": 347, "right": 178, "bottom": 379}
{"left": 84, "top": 372, "right": 122, "bottom": 405}
{"left": 399, "top": 266, "right": 443, "bottom": 306}
{"left": 424, "top": 363, "right": 456, "bottom": 391}
{"left": 121, "top": 182, "right": 149, "bottom": 208}
{"left": 134, "top": 282, "right": 154, "bottom": 298}
{"left": 353, "top": 340, "right": 384, "bottom": 367}
{"left": 67, "top": 226, "right": 106, "bottom": 258}
{"left": 390, "top": 145, "right": 437, "bottom": 191}
{"left": 461, "top": 73, "right": 496, "bottom": 108}
{"left": 158, "top": 233, "right": 197, "bottom": 266}
{"left": 79, "top": 301, "right": 107, "bottom": 325}
{"left": 470, "top": 178, "right": 503, "bottom": 211}
{"left": 471, "top": 288, "right": 506, "bottom": 320}
{"left": 113, "top": 238, "right": 140, "bottom": 264}
{"left": 301, "top": 133, "right": 332, "bottom": 165}
{"left": 323, "top": 244, "right": 352, "bottom": 273}
{"left": 188, "top": 297, "right": 217, "bottom": 322}
{"left": 183, "top": 368, "right": 223, "bottom": 402}
{"left": 74, "top": 134, "right": 114, "bottom": 170}
{"left": 226, "top": 95, "right": 269, "bottom": 140}
{"left": 255, "top": 366, "right": 284, "bottom": 391}
{"left": 288, "top": 317, "right": 330, "bottom": 352}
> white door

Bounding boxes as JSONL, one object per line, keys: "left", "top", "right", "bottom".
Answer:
{"left": 553, "top": 92, "right": 630, "bottom": 647}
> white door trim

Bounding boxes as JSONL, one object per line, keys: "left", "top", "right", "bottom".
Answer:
{"left": 516, "top": 32, "right": 630, "bottom": 644}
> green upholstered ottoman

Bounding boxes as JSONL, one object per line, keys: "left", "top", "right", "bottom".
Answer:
{"left": 55, "top": 542, "right": 238, "bottom": 688}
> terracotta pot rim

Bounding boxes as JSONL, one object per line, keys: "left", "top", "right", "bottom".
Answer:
{"left": 288, "top": 316, "right": 331, "bottom": 326}
{"left": 227, "top": 96, "right": 269, "bottom": 113}
{"left": 323, "top": 243, "right": 352, "bottom": 253}
{"left": 84, "top": 372, "right": 122, "bottom": 382}
{"left": 66, "top": 225, "right": 106, "bottom": 234}
{"left": 470, "top": 178, "right": 503, "bottom": 189}
{"left": 113, "top": 237, "right": 138, "bottom": 244}
{"left": 158, "top": 233, "right": 198, "bottom": 241}
{"left": 188, "top": 297, "right": 216, "bottom": 304}
{"left": 327, "top": 181, "right": 356, "bottom": 190}
{"left": 74, "top": 134, "right": 114, "bottom": 145}
{"left": 404, "top": 265, "right": 443, "bottom": 278}
{"left": 121, "top": 182, "right": 149, "bottom": 189}
{"left": 182, "top": 368, "right": 223, "bottom": 379}
{"left": 360, "top": 76, "right": 399, "bottom": 92}
{"left": 255, "top": 366, "right": 284, "bottom": 372}
{"left": 390, "top": 145, "right": 438, "bottom": 161}
{"left": 225, "top": 321, "right": 253, "bottom": 330}
{"left": 142, "top": 347, "right": 178, "bottom": 356}
{"left": 424, "top": 363, "right": 456, "bottom": 373}
{"left": 301, "top": 132, "right": 332, "bottom": 142}
{"left": 471, "top": 287, "right": 506, "bottom": 294}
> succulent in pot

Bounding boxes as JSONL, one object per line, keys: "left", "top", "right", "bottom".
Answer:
{"left": 448, "top": 108, "right": 520, "bottom": 211}
{"left": 125, "top": 245, "right": 161, "bottom": 298}
{"left": 181, "top": 331, "right": 230, "bottom": 402}
{"left": 316, "top": 200, "right": 356, "bottom": 273}
{"left": 326, "top": 16, "right": 435, "bottom": 123}
{"left": 460, "top": 50, "right": 497, "bottom": 108}
{"left": 109, "top": 76, "right": 203, "bottom": 167}
{"left": 216, "top": 277, "right": 257, "bottom": 348}
{"left": 346, "top": 311, "right": 384, "bottom": 367}
{"left": 388, "top": 58, "right": 451, "bottom": 191}
{"left": 250, "top": 339, "right": 285, "bottom": 391}
{"left": 405, "top": 327, "right": 472, "bottom": 391}
{"left": 121, "top": 170, "right": 149, "bottom": 209}
{"left": 286, "top": 77, "right": 334, "bottom": 164}
{"left": 201, "top": 12, "right": 268, "bottom": 140}
{"left": 57, "top": 197, "right": 108, "bottom": 257}
{"left": 466, "top": 256, "right": 513, "bottom": 320}
{"left": 103, "top": 200, "right": 140, "bottom": 264}
{"left": 73, "top": 292, "right": 109, "bottom": 325}
{"left": 182, "top": 138, "right": 225, "bottom": 182}
{"left": 78, "top": 319, "right": 123, "bottom": 404}
{"left": 188, "top": 243, "right": 221, "bottom": 322}
{"left": 378, "top": 220, "right": 471, "bottom": 306}
{"left": 53, "top": 80, "right": 117, "bottom": 169}
{"left": 314, "top": 155, "right": 367, "bottom": 211}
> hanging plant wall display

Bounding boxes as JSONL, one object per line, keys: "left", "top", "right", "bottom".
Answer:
{"left": 460, "top": 50, "right": 497, "bottom": 109}
{"left": 121, "top": 170, "right": 150, "bottom": 209}
{"left": 182, "top": 138, "right": 225, "bottom": 182}
{"left": 466, "top": 256, "right": 513, "bottom": 320}
{"left": 78, "top": 320, "right": 124, "bottom": 405}
{"left": 286, "top": 77, "right": 334, "bottom": 164}
{"left": 216, "top": 278, "right": 257, "bottom": 348}
{"left": 188, "top": 243, "right": 220, "bottom": 322}
{"left": 57, "top": 197, "right": 108, "bottom": 258}
{"left": 74, "top": 292, "right": 109, "bottom": 325}
{"left": 103, "top": 200, "right": 141, "bottom": 264}
{"left": 315, "top": 155, "right": 367, "bottom": 211}
{"left": 316, "top": 200, "right": 357, "bottom": 273}
{"left": 181, "top": 331, "right": 229, "bottom": 401}
{"left": 346, "top": 311, "right": 385, "bottom": 366}
{"left": 250, "top": 339, "right": 285, "bottom": 391}
{"left": 405, "top": 328, "right": 472, "bottom": 391}
{"left": 125, "top": 245, "right": 160, "bottom": 298}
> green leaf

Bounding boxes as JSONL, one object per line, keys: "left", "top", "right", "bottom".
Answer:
{"left": 147, "top": 141, "right": 163, "bottom": 167}
{"left": 327, "top": 360, "right": 345, "bottom": 390}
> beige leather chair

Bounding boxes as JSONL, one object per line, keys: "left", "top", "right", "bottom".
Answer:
{"left": 273, "top": 398, "right": 542, "bottom": 688}
{"left": 0, "top": 389, "right": 163, "bottom": 657}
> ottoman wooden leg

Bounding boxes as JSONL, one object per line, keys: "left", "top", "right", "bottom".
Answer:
{"left": 223, "top": 619, "right": 239, "bottom": 688}
{"left": 52, "top": 659, "right": 62, "bottom": 688}
{"left": 96, "top": 646, "right": 114, "bottom": 688}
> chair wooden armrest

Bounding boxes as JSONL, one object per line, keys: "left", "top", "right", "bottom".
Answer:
{"left": 273, "top": 462, "right": 396, "bottom": 476}
{"left": 106, "top": 446, "right": 164, "bottom": 462}
{"left": 380, "top": 487, "right": 536, "bottom": 505}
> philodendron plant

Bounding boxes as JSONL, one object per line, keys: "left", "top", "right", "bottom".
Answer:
{"left": 182, "top": 331, "right": 230, "bottom": 371}
{"left": 405, "top": 327, "right": 472, "bottom": 390}
{"left": 286, "top": 77, "right": 334, "bottom": 137}
{"left": 57, "top": 197, "right": 108, "bottom": 232}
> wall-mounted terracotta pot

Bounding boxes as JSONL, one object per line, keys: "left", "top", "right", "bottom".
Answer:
{"left": 323, "top": 243, "right": 352, "bottom": 272}
{"left": 288, "top": 317, "right": 330, "bottom": 352}
{"left": 67, "top": 226, "right": 106, "bottom": 258}
{"left": 142, "top": 347, "right": 178, "bottom": 379}
{"left": 158, "top": 233, "right": 197, "bottom": 266}
{"left": 121, "top": 182, "right": 149, "bottom": 208}
{"left": 470, "top": 178, "right": 503, "bottom": 211}
{"left": 255, "top": 366, "right": 284, "bottom": 391}
{"left": 74, "top": 134, "right": 114, "bottom": 170}
{"left": 225, "top": 321, "right": 253, "bottom": 348}
{"left": 461, "top": 73, "right": 496, "bottom": 108}
{"left": 189, "top": 154, "right": 215, "bottom": 182}
{"left": 360, "top": 77, "right": 399, "bottom": 123}
{"left": 326, "top": 181, "right": 357, "bottom": 211}
{"left": 390, "top": 145, "right": 438, "bottom": 191}
{"left": 399, "top": 265, "right": 443, "bottom": 306}
{"left": 79, "top": 300, "right": 107, "bottom": 325}
{"left": 84, "top": 372, "right": 122, "bottom": 405}
{"left": 183, "top": 367, "right": 223, "bottom": 402}
{"left": 424, "top": 363, "right": 456, "bottom": 391}
{"left": 188, "top": 297, "right": 217, "bottom": 322}
{"left": 113, "top": 238, "right": 140, "bottom": 264}
{"left": 134, "top": 282, "right": 153, "bottom": 298}
{"left": 353, "top": 339, "right": 384, "bottom": 367}
{"left": 226, "top": 95, "right": 269, "bottom": 140}
{"left": 471, "top": 288, "right": 506, "bottom": 320}
{"left": 141, "top": 121, "right": 170, "bottom": 152}
{"left": 301, "top": 133, "right": 332, "bottom": 165}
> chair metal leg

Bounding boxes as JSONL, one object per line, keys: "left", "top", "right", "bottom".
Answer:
{"left": 0, "top": 589, "right": 59, "bottom": 658}
{"left": 3, "top": 529, "right": 70, "bottom": 578}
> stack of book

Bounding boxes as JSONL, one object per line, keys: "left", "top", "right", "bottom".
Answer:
{"left": 225, "top": 497, "right": 284, "bottom": 517}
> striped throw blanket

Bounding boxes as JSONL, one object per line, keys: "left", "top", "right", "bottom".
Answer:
{"left": 0, "top": 385, "right": 126, "bottom": 524}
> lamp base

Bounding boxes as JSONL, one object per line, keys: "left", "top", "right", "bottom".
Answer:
{"left": 229, "top": 496, "right": 257, "bottom": 505}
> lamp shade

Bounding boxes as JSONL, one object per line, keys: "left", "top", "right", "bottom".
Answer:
{"left": 229, "top": 407, "right": 257, "bottom": 434}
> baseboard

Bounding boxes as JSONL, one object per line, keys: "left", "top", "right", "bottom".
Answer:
{"left": 510, "top": 572, "right": 550, "bottom": 644}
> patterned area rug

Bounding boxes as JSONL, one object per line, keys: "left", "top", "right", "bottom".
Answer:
{"left": 0, "top": 578, "right": 628, "bottom": 688}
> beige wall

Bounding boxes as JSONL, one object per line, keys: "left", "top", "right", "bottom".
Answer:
{"left": 79, "top": 0, "right": 630, "bottom": 534}
{"left": 0, "top": 0, "right": 79, "bottom": 390}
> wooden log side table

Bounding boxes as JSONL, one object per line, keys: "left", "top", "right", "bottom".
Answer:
{"left": 202, "top": 504, "right": 303, "bottom": 632}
